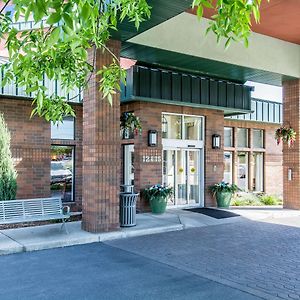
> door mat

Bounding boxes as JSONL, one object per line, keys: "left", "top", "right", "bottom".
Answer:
{"left": 183, "top": 208, "right": 240, "bottom": 219}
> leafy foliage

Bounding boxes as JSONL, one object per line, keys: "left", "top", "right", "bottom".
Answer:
{"left": 275, "top": 126, "right": 296, "bottom": 148}
{"left": 120, "top": 112, "right": 142, "bottom": 137}
{"left": 0, "top": 0, "right": 151, "bottom": 122}
{"left": 143, "top": 184, "right": 173, "bottom": 201}
{"left": 0, "top": 113, "right": 17, "bottom": 200}
{"left": 192, "top": 0, "right": 268, "bottom": 48}
{"left": 0, "top": 0, "right": 266, "bottom": 121}
{"left": 209, "top": 181, "right": 239, "bottom": 195}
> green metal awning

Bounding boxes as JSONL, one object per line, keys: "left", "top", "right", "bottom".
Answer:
{"left": 121, "top": 65, "right": 253, "bottom": 116}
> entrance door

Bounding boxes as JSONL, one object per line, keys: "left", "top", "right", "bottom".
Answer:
{"left": 163, "top": 148, "right": 202, "bottom": 207}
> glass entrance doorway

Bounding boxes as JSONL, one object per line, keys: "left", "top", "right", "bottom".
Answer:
{"left": 163, "top": 149, "right": 203, "bottom": 207}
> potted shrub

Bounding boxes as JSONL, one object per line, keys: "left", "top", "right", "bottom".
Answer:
{"left": 120, "top": 112, "right": 142, "bottom": 139}
{"left": 143, "top": 184, "right": 173, "bottom": 214}
{"left": 275, "top": 126, "right": 296, "bottom": 147}
{"left": 209, "top": 182, "right": 239, "bottom": 208}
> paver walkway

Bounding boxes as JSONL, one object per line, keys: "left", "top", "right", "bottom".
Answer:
{"left": 108, "top": 220, "right": 300, "bottom": 300}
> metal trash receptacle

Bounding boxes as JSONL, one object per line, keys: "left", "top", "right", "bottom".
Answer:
{"left": 119, "top": 192, "right": 139, "bottom": 227}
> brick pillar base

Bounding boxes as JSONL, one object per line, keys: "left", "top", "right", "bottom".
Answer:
{"left": 283, "top": 79, "right": 300, "bottom": 209}
{"left": 82, "top": 41, "right": 121, "bottom": 232}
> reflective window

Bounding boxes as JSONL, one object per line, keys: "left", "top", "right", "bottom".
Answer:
{"left": 162, "top": 114, "right": 182, "bottom": 139}
{"left": 51, "top": 146, "right": 74, "bottom": 202}
{"left": 224, "top": 127, "right": 233, "bottom": 147}
{"left": 223, "top": 152, "right": 233, "bottom": 184}
{"left": 252, "top": 153, "right": 264, "bottom": 192}
{"left": 253, "top": 129, "right": 264, "bottom": 148}
{"left": 237, "top": 152, "right": 248, "bottom": 191}
{"left": 123, "top": 145, "right": 134, "bottom": 186}
{"left": 237, "top": 128, "right": 249, "bottom": 148}
{"left": 162, "top": 114, "right": 204, "bottom": 140}
{"left": 51, "top": 117, "right": 74, "bottom": 140}
{"left": 184, "top": 116, "right": 203, "bottom": 140}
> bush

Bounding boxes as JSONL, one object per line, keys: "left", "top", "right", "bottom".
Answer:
{"left": 231, "top": 193, "right": 262, "bottom": 206}
{"left": 259, "top": 195, "right": 282, "bottom": 206}
{"left": 0, "top": 113, "right": 17, "bottom": 200}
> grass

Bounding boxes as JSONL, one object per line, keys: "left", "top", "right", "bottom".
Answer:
{"left": 231, "top": 193, "right": 282, "bottom": 206}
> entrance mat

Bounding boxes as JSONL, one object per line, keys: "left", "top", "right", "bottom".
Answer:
{"left": 183, "top": 208, "right": 240, "bottom": 219}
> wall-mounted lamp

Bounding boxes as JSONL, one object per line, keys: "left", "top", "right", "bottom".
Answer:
{"left": 148, "top": 130, "right": 158, "bottom": 147}
{"left": 288, "top": 168, "right": 293, "bottom": 181}
{"left": 212, "top": 134, "right": 221, "bottom": 149}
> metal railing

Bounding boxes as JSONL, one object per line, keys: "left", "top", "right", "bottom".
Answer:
{"left": 0, "top": 69, "right": 82, "bottom": 103}
{"left": 227, "top": 98, "right": 282, "bottom": 124}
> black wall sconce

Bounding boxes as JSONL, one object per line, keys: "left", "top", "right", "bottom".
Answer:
{"left": 212, "top": 134, "right": 221, "bottom": 149}
{"left": 148, "top": 130, "right": 158, "bottom": 147}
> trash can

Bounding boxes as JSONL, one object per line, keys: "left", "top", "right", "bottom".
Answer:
{"left": 120, "top": 185, "right": 134, "bottom": 193}
{"left": 119, "top": 192, "right": 139, "bottom": 227}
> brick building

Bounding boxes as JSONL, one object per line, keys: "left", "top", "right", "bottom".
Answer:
{"left": 0, "top": 63, "right": 283, "bottom": 215}
{"left": 1, "top": 1, "right": 300, "bottom": 233}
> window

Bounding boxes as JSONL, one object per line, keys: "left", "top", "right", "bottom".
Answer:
{"left": 123, "top": 145, "right": 134, "bottom": 186}
{"left": 252, "top": 153, "right": 264, "bottom": 192}
{"left": 184, "top": 116, "right": 203, "bottom": 140}
{"left": 253, "top": 129, "right": 264, "bottom": 148}
{"left": 224, "top": 127, "right": 233, "bottom": 147}
{"left": 237, "top": 128, "right": 249, "bottom": 148}
{"left": 51, "top": 117, "right": 74, "bottom": 140}
{"left": 223, "top": 152, "right": 233, "bottom": 184}
{"left": 162, "top": 114, "right": 182, "bottom": 139}
{"left": 237, "top": 152, "right": 248, "bottom": 191}
{"left": 162, "top": 114, "right": 204, "bottom": 140}
{"left": 51, "top": 146, "right": 74, "bottom": 202}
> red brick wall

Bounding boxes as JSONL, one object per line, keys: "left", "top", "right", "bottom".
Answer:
{"left": 0, "top": 97, "right": 83, "bottom": 208}
{"left": 224, "top": 119, "right": 283, "bottom": 196}
{"left": 121, "top": 101, "right": 224, "bottom": 209}
{"left": 283, "top": 80, "right": 300, "bottom": 209}
{"left": 0, "top": 97, "right": 51, "bottom": 199}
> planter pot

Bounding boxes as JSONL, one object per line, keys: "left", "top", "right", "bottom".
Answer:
{"left": 150, "top": 196, "right": 167, "bottom": 214}
{"left": 216, "top": 192, "right": 232, "bottom": 208}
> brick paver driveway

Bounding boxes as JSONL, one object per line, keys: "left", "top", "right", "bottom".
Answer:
{"left": 108, "top": 220, "right": 300, "bottom": 300}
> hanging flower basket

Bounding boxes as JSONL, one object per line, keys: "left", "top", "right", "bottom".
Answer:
{"left": 120, "top": 112, "right": 142, "bottom": 139}
{"left": 275, "top": 126, "right": 296, "bottom": 147}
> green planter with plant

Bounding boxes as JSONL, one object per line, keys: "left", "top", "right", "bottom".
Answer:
{"left": 209, "top": 182, "right": 238, "bottom": 208}
{"left": 143, "top": 184, "right": 173, "bottom": 214}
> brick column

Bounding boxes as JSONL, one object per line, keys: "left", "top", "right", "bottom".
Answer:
{"left": 82, "top": 40, "right": 121, "bottom": 232}
{"left": 283, "top": 79, "right": 300, "bottom": 209}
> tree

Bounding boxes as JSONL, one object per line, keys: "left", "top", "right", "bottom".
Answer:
{"left": 0, "top": 0, "right": 267, "bottom": 122}
{"left": 0, "top": 113, "right": 17, "bottom": 200}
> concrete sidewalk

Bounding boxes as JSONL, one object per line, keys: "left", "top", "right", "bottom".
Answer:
{"left": 0, "top": 209, "right": 239, "bottom": 255}
{"left": 0, "top": 206, "right": 299, "bottom": 256}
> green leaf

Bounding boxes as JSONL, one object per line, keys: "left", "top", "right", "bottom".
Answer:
{"left": 63, "top": 13, "right": 73, "bottom": 30}
{"left": 46, "top": 27, "right": 60, "bottom": 47}
{"left": 47, "top": 12, "right": 61, "bottom": 25}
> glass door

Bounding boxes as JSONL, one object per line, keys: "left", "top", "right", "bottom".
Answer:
{"left": 188, "top": 150, "right": 200, "bottom": 205}
{"left": 163, "top": 148, "right": 202, "bottom": 207}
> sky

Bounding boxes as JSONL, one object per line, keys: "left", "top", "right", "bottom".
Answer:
{"left": 245, "top": 81, "right": 283, "bottom": 103}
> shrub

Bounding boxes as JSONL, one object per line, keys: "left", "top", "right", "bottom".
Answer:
{"left": 259, "top": 195, "right": 282, "bottom": 206}
{"left": 231, "top": 193, "right": 262, "bottom": 206}
{"left": 0, "top": 113, "right": 17, "bottom": 200}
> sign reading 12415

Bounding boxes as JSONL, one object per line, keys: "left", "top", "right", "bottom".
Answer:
{"left": 142, "top": 155, "right": 162, "bottom": 163}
